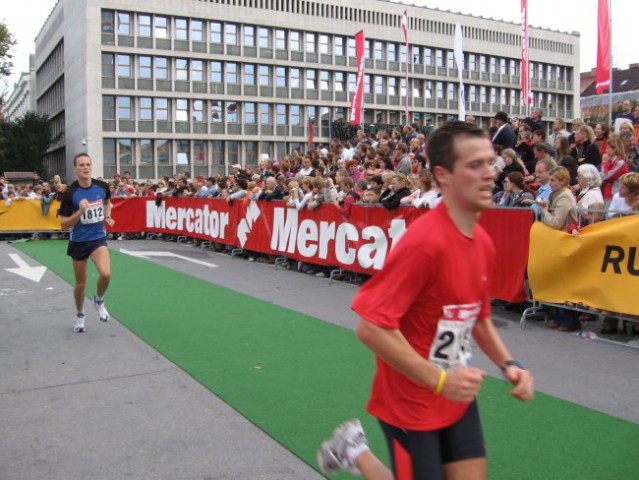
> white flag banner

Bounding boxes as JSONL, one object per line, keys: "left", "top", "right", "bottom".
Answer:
{"left": 454, "top": 23, "right": 466, "bottom": 121}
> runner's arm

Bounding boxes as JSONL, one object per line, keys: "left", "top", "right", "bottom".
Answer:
{"left": 60, "top": 200, "right": 88, "bottom": 230}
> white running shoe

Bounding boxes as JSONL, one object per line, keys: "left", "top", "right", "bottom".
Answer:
{"left": 94, "top": 296, "right": 109, "bottom": 322}
{"left": 317, "top": 419, "right": 368, "bottom": 475}
{"left": 73, "top": 314, "right": 86, "bottom": 333}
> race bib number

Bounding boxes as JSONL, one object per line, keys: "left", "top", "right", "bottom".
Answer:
{"left": 80, "top": 200, "right": 105, "bottom": 225}
{"left": 429, "top": 303, "right": 482, "bottom": 371}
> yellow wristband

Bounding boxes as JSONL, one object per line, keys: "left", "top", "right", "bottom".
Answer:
{"left": 434, "top": 369, "right": 447, "bottom": 395}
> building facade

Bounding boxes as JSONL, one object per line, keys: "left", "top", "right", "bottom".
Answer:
{"left": 3, "top": 55, "right": 37, "bottom": 121}
{"left": 34, "top": 0, "right": 580, "bottom": 181}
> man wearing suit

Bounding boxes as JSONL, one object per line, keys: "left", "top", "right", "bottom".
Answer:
{"left": 492, "top": 111, "right": 516, "bottom": 150}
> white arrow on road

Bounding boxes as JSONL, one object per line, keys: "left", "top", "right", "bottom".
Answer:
{"left": 119, "top": 248, "right": 218, "bottom": 269}
{"left": 5, "top": 254, "right": 48, "bottom": 282}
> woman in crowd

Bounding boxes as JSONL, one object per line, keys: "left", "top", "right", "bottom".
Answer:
{"left": 571, "top": 125, "right": 602, "bottom": 169}
{"left": 617, "top": 119, "right": 635, "bottom": 136}
{"left": 497, "top": 148, "right": 526, "bottom": 190}
{"left": 575, "top": 164, "right": 604, "bottom": 212}
{"left": 600, "top": 135, "right": 628, "bottom": 205}
{"left": 539, "top": 166, "right": 577, "bottom": 231}
{"left": 494, "top": 172, "right": 535, "bottom": 207}
{"left": 554, "top": 136, "right": 574, "bottom": 164}
{"left": 515, "top": 129, "right": 536, "bottom": 174}
{"left": 593, "top": 122, "right": 609, "bottom": 156}
{"left": 607, "top": 172, "right": 639, "bottom": 218}
{"left": 380, "top": 174, "right": 411, "bottom": 210}
{"left": 400, "top": 169, "right": 438, "bottom": 208}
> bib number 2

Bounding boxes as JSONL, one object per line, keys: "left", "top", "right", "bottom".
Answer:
{"left": 428, "top": 303, "right": 481, "bottom": 371}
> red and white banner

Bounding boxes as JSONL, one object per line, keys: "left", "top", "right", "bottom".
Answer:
{"left": 402, "top": 11, "right": 410, "bottom": 120}
{"left": 596, "top": 0, "right": 611, "bottom": 94}
{"left": 349, "top": 30, "right": 365, "bottom": 126}
{"left": 520, "top": 0, "right": 532, "bottom": 107}
{"left": 109, "top": 197, "right": 532, "bottom": 302}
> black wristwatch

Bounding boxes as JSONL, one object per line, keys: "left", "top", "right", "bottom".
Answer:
{"left": 501, "top": 359, "right": 526, "bottom": 372}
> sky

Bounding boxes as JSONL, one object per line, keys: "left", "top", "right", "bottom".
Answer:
{"left": 1, "top": 0, "right": 637, "bottom": 95}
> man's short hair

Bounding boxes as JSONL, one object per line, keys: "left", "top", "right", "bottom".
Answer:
{"left": 494, "top": 111, "right": 509, "bottom": 123}
{"left": 427, "top": 121, "right": 488, "bottom": 173}
{"left": 533, "top": 143, "right": 550, "bottom": 154}
{"left": 340, "top": 177, "right": 354, "bottom": 188}
{"left": 536, "top": 157, "right": 557, "bottom": 172}
{"left": 73, "top": 152, "right": 91, "bottom": 166}
{"left": 533, "top": 129, "right": 546, "bottom": 141}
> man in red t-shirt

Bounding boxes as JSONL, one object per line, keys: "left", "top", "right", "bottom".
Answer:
{"left": 318, "top": 121, "right": 534, "bottom": 480}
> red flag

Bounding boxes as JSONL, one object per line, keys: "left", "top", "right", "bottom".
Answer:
{"left": 349, "top": 30, "right": 365, "bottom": 126}
{"left": 402, "top": 11, "right": 410, "bottom": 120}
{"left": 596, "top": 0, "right": 611, "bottom": 94}
{"left": 520, "top": 0, "right": 532, "bottom": 106}
{"left": 308, "top": 118, "right": 315, "bottom": 149}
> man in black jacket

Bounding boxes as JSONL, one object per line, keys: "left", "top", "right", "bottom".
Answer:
{"left": 492, "top": 111, "right": 516, "bottom": 150}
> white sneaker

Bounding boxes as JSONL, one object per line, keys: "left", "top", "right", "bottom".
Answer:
{"left": 94, "top": 296, "right": 109, "bottom": 322}
{"left": 317, "top": 419, "right": 368, "bottom": 475}
{"left": 73, "top": 314, "right": 86, "bottom": 333}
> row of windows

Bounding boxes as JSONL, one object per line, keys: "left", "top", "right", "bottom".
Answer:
{"left": 102, "top": 10, "right": 575, "bottom": 64}
{"left": 103, "top": 54, "right": 572, "bottom": 92}
{"left": 36, "top": 40, "right": 64, "bottom": 93}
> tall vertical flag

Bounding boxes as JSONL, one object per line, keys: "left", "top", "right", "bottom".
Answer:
{"left": 402, "top": 10, "right": 411, "bottom": 121}
{"left": 595, "top": 0, "right": 611, "bottom": 94}
{"left": 349, "top": 30, "right": 365, "bottom": 125}
{"left": 454, "top": 23, "right": 466, "bottom": 121}
{"left": 520, "top": 0, "right": 532, "bottom": 109}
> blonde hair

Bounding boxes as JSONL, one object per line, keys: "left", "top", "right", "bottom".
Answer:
{"left": 549, "top": 166, "right": 571, "bottom": 186}
{"left": 619, "top": 172, "right": 639, "bottom": 196}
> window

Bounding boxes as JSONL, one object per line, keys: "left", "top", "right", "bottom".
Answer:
{"left": 469, "top": 85, "right": 477, "bottom": 102}
{"left": 177, "top": 140, "right": 190, "bottom": 165}
{"left": 259, "top": 27, "right": 270, "bottom": 48}
{"left": 425, "top": 48, "right": 433, "bottom": 66}
{"left": 276, "top": 29, "right": 286, "bottom": 49}
{"left": 227, "top": 63, "right": 238, "bottom": 84}
{"left": 155, "top": 57, "right": 168, "bottom": 79}
{"left": 490, "top": 87, "right": 498, "bottom": 104}
{"left": 436, "top": 49, "right": 444, "bottom": 67}
{"left": 469, "top": 54, "right": 476, "bottom": 71}
{"left": 388, "top": 43, "right": 398, "bottom": 62}
{"left": 194, "top": 141, "right": 206, "bottom": 166}
{"left": 425, "top": 81, "right": 433, "bottom": 99}
{"left": 210, "top": 61, "right": 222, "bottom": 82}
{"left": 175, "top": 18, "right": 188, "bottom": 40}
{"left": 480, "top": 55, "right": 487, "bottom": 72}
{"left": 259, "top": 65, "right": 270, "bottom": 86}
{"left": 335, "top": 72, "right": 345, "bottom": 92}
{"left": 102, "top": 95, "right": 115, "bottom": 119}
{"left": 138, "top": 15, "right": 151, "bottom": 37}
{"left": 193, "top": 100, "right": 204, "bottom": 122}
{"left": 335, "top": 36, "right": 345, "bottom": 56}
{"left": 480, "top": 86, "right": 487, "bottom": 103}
{"left": 138, "top": 56, "right": 152, "bottom": 78}
{"left": 538, "top": 63, "right": 545, "bottom": 80}
{"left": 374, "top": 41, "right": 384, "bottom": 60}
{"left": 104, "top": 139, "right": 116, "bottom": 165}
{"left": 374, "top": 76, "right": 383, "bottom": 95}
{"left": 212, "top": 141, "right": 224, "bottom": 166}
{"left": 119, "top": 139, "right": 133, "bottom": 166}
{"left": 244, "top": 102, "right": 256, "bottom": 123}
{"left": 117, "top": 12, "right": 131, "bottom": 35}
{"left": 156, "top": 139, "right": 170, "bottom": 164}
{"left": 244, "top": 25, "right": 255, "bottom": 46}
{"left": 176, "top": 99, "right": 189, "bottom": 122}
{"left": 276, "top": 104, "right": 287, "bottom": 125}
{"left": 306, "top": 33, "right": 316, "bottom": 53}
{"left": 226, "top": 23, "right": 238, "bottom": 45}
{"left": 348, "top": 73, "right": 356, "bottom": 92}
{"left": 211, "top": 101, "right": 222, "bottom": 122}
{"left": 244, "top": 64, "right": 256, "bottom": 85}
{"left": 490, "top": 57, "right": 497, "bottom": 74}
{"left": 210, "top": 22, "right": 222, "bottom": 43}
{"left": 365, "top": 40, "right": 371, "bottom": 59}
{"left": 102, "top": 53, "right": 114, "bottom": 78}
{"left": 348, "top": 38, "right": 356, "bottom": 57}
{"left": 290, "top": 68, "right": 301, "bottom": 88}
{"left": 191, "top": 20, "right": 204, "bottom": 42}
{"left": 276, "top": 67, "right": 287, "bottom": 87}
{"left": 511, "top": 60, "right": 518, "bottom": 77}
{"left": 319, "top": 34, "right": 329, "bottom": 54}
{"left": 388, "top": 77, "right": 398, "bottom": 96}
{"left": 140, "top": 139, "right": 153, "bottom": 165}
{"left": 501, "top": 58, "right": 508, "bottom": 76}
{"left": 155, "top": 16, "right": 168, "bottom": 39}
{"left": 155, "top": 98, "right": 168, "bottom": 120}
{"left": 290, "top": 31, "right": 301, "bottom": 51}
{"left": 101, "top": 10, "right": 114, "bottom": 34}
{"left": 226, "top": 101, "right": 238, "bottom": 123}
{"left": 448, "top": 83, "right": 456, "bottom": 101}
{"left": 412, "top": 45, "right": 421, "bottom": 64}
{"left": 306, "top": 69, "right": 317, "bottom": 89}
{"left": 290, "top": 105, "right": 301, "bottom": 125}
{"left": 117, "top": 54, "right": 131, "bottom": 77}
{"left": 320, "top": 70, "right": 330, "bottom": 90}
{"left": 436, "top": 82, "right": 444, "bottom": 99}
{"left": 118, "top": 96, "right": 132, "bottom": 119}
{"left": 448, "top": 50, "right": 455, "bottom": 69}
{"left": 259, "top": 103, "right": 271, "bottom": 124}
{"left": 176, "top": 58, "right": 189, "bottom": 81}
{"left": 364, "top": 74, "right": 371, "bottom": 94}
{"left": 245, "top": 141, "right": 258, "bottom": 165}
{"left": 191, "top": 60, "right": 203, "bottom": 82}
{"left": 412, "top": 79, "right": 423, "bottom": 98}
{"left": 139, "top": 97, "right": 153, "bottom": 120}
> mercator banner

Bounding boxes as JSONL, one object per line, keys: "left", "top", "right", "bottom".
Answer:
{"left": 528, "top": 216, "right": 639, "bottom": 315}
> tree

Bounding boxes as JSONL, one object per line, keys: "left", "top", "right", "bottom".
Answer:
{"left": 0, "top": 112, "right": 53, "bottom": 177}
{"left": 0, "top": 20, "right": 16, "bottom": 79}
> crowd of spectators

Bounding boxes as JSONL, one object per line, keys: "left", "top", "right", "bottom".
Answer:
{"left": 2, "top": 103, "right": 639, "bottom": 332}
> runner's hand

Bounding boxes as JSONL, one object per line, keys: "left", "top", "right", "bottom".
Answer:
{"left": 79, "top": 199, "right": 89, "bottom": 213}
{"left": 504, "top": 366, "right": 534, "bottom": 401}
{"left": 441, "top": 367, "right": 486, "bottom": 403}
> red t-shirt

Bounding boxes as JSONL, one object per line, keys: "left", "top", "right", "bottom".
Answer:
{"left": 352, "top": 202, "right": 495, "bottom": 431}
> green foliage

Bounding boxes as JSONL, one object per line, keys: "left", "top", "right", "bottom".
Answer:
{"left": 0, "top": 112, "right": 53, "bottom": 177}
{"left": 0, "top": 20, "right": 17, "bottom": 78}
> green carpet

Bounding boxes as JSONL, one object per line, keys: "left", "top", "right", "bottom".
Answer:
{"left": 16, "top": 240, "right": 639, "bottom": 479}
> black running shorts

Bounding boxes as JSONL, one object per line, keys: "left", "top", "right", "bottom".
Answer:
{"left": 379, "top": 400, "right": 486, "bottom": 480}
{"left": 67, "top": 238, "right": 108, "bottom": 261}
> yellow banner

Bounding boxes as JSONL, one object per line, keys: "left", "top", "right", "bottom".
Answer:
{"left": 0, "top": 199, "right": 63, "bottom": 231}
{"left": 528, "top": 216, "right": 639, "bottom": 316}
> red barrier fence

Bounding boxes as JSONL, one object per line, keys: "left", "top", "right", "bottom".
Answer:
{"left": 110, "top": 197, "right": 532, "bottom": 302}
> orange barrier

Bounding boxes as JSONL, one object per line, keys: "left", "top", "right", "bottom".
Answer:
{"left": 0, "top": 199, "right": 63, "bottom": 231}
